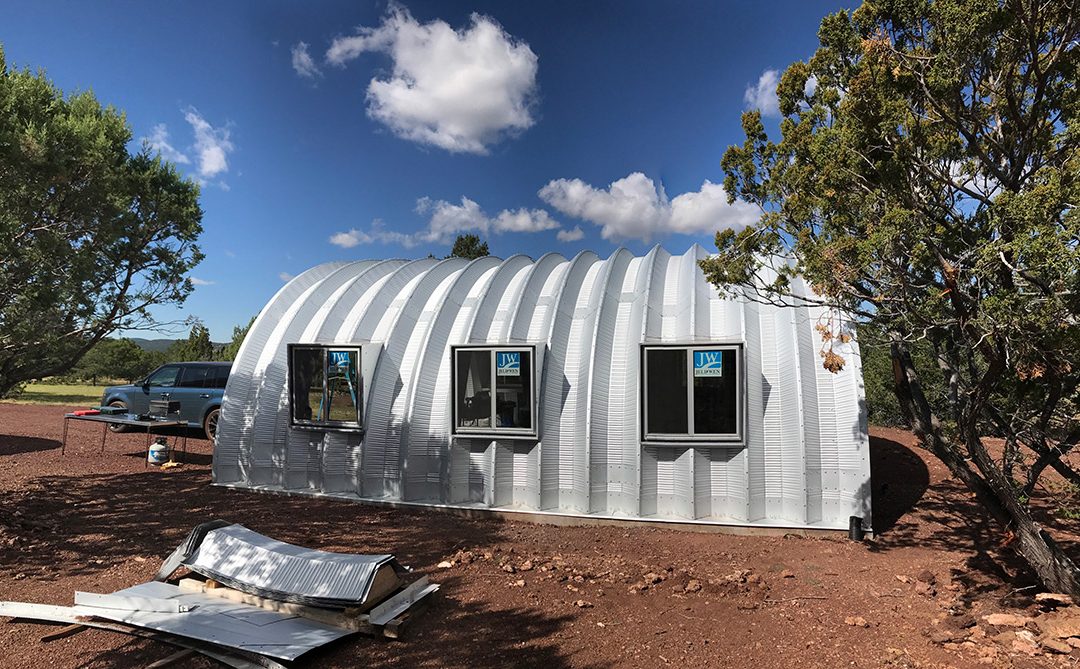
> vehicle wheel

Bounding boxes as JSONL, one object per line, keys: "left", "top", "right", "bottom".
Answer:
{"left": 106, "top": 400, "right": 130, "bottom": 432}
{"left": 203, "top": 407, "right": 220, "bottom": 442}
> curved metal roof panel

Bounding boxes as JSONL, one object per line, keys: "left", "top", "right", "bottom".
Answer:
{"left": 216, "top": 246, "right": 871, "bottom": 531}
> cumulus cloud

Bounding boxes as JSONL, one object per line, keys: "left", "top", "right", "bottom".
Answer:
{"left": 539, "top": 172, "right": 758, "bottom": 242}
{"left": 184, "top": 108, "right": 234, "bottom": 179}
{"left": 189, "top": 277, "right": 215, "bottom": 286}
{"left": 329, "top": 228, "right": 372, "bottom": 248}
{"left": 329, "top": 197, "right": 563, "bottom": 249}
{"left": 144, "top": 124, "right": 190, "bottom": 165}
{"left": 291, "top": 42, "right": 322, "bottom": 79}
{"left": 744, "top": 69, "right": 780, "bottom": 117}
{"left": 325, "top": 6, "right": 538, "bottom": 154}
{"left": 556, "top": 225, "right": 584, "bottom": 242}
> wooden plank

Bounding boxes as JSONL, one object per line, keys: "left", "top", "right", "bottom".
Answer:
{"left": 177, "top": 578, "right": 379, "bottom": 634}
{"left": 146, "top": 648, "right": 196, "bottom": 668}
{"left": 368, "top": 578, "right": 438, "bottom": 625}
{"left": 39, "top": 623, "right": 88, "bottom": 643}
{"left": 382, "top": 587, "right": 436, "bottom": 641}
{"left": 358, "top": 563, "right": 403, "bottom": 612}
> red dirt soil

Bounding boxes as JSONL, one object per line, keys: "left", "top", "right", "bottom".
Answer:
{"left": 0, "top": 403, "right": 1077, "bottom": 668}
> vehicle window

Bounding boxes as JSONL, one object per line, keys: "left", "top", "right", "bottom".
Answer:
{"left": 211, "top": 366, "right": 230, "bottom": 389}
{"left": 146, "top": 366, "right": 180, "bottom": 388}
{"left": 178, "top": 366, "right": 210, "bottom": 388}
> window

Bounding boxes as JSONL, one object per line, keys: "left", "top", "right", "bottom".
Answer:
{"left": 453, "top": 346, "right": 535, "bottom": 435}
{"left": 177, "top": 365, "right": 210, "bottom": 388}
{"left": 210, "top": 365, "right": 230, "bottom": 389}
{"left": 288, "top": 344, "right": 362, "bottom": 429}
{"left": 642, "top": 345, "right": 742, "bottom": 442}
{"left": 145, "top": 365, "right": 180, "bottom": 388}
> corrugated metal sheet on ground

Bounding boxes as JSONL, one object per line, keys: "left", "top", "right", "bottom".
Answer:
{"left": 184, "top": 525, "right": 400, "bottom": 607}
{"left": 73, "top": 581, "right": 349, "bottom": 661}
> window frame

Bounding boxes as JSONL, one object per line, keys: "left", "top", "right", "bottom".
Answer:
{"left": 640, "top": 343, "right": 744, "bottom": 445}
{"left": 287, "top": 343, "right": 364, "bottom": 431}
{"left": 451, "top": 344, "right": 537, "bottom": 438}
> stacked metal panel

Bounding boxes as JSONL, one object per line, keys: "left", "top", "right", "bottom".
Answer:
{"left": 215, "top": 245, "right": 873, "bottom": 531}
{"left": 183, "top": 525, "right": 402, "bottom": 608}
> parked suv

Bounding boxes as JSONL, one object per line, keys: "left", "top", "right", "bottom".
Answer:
{"left": 101, "top": 361, "right": 230, "bottom": 440}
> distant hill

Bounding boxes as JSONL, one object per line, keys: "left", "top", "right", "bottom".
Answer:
{"left": 128, "top": 338, "right": 177, "bottom": 352}
{"left": 128, "top": 338, "right": 226, "bottom": 352}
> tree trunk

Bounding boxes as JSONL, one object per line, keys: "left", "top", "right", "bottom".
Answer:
{"left": 890, "top": 337, "right": 1080, "bottom": 597}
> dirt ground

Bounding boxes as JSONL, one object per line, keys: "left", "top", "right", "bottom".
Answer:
{"left": 1, "top": 404, "right": 1079, "bottom": 668}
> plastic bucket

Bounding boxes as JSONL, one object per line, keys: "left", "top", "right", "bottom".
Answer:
{"left": 148, "top": 439, "right": 170, "bottom": 465}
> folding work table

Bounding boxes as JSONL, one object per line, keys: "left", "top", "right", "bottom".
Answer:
{"left": 61, "top": 413, "right": 188, "bottom": 462}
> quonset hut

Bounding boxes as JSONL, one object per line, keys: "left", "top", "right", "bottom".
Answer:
{"left": 214, "top": 246, "right": 872, "bottom": 533}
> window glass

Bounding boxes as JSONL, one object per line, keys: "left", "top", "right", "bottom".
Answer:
{"left": 325, "top": 350, "right": 359, "bottom": 422}
{"left": 645, "top": 349, "right": 688, "bottom": 434}
{"left": 494, "top": 350, "right": 531, "bottom": 429}
{"left": 211, "top": 365, "right": 230, "bottom": 389}
{"left": 693, "top": 350, "right": 738, "bottom": 435}
{"left": 146, "top": 366, "right": 180, "bottom": 388}
{"left": 456, "top": 350, "right": 492, "bottom": 429}
{"left": 177, "top": 366, "right": 210, "bottom": 388}
{"left": 291, "top": 348, "right": 325, "bottom": 423}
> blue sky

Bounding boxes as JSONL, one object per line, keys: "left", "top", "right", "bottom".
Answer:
{"left": 2, "top": 0, "right": 848, "bottom": 340}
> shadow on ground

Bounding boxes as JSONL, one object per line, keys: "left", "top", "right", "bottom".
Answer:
{"left": 0, "top": 467, "right": 590, "bottom": 669}
{"left": 0, "top": 435, "right": 61, "bottom": 456}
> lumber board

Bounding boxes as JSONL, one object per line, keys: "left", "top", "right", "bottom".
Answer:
{"left": 369, "top": 578, "right": 438, "bottom": 626}
{"left": 177, "top": 578, "right": 379, "bottom": 634}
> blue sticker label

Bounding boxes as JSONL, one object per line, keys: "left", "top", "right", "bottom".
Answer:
{"left": 693, "top": 350, "right": 723, "bottom": 377}
{"left": 329, "top": 351, "right": 352, "bottom": 368}
{"left": 496, "top": 351, "right": 521, "bottom": 376}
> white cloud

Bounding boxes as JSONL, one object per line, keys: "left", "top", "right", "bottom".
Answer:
{"left": 329, "top": 198, "right": 562, "bottom": 249}
{"left": 329, "top": 228, "right": 373, "bottom": 248}
{"left": 279, "top": 271, "right": 294, "bottom": 282}
{"left": 744, "top": 69, "right": 780, "bottom": 117}
{"left": 556, "top": 225, "right": 584, "bottom": 242}
{"left": 189, "top": 277, "right": 215, "bottom": 286}
{"left": 325, "top": 6, "right": 538, "bottom": 154}
{"left": 184, "top": 108, "right": 234, "bottom": 179}
{"left": 539, "top": 172, "right": 758, "bottom": 242}
{"left": 144, "top": 124, "right": 190, "bottom": 165}
{"left": 291, "top": 42, "right": 322, "bottom": 79}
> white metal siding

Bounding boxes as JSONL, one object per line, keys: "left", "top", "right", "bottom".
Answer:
{"left": 215, "top": 246, "right": 872, "bottom": 531}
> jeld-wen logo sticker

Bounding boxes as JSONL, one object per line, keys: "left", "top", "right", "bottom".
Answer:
{"left": 496, "top": 351, "right": 521, "bottom": 376}
{"left": 693, "top": 350, "right": 723, "bottom": 377}
{"left": 329, "top": 351, "right": 352, "bottom": 368}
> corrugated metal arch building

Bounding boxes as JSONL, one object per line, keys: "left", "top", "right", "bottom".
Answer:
{"left": 214, "top": 246, "right": 872, "bottom": 532}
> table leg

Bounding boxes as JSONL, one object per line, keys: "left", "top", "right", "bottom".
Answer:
{"left": 100, "top": 422, "right": 107, "bottom": 453}
{"left": 61, "top": 418, "right": 69, "bottom": 455}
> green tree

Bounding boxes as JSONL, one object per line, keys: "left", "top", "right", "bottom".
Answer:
{"left": 705, "top": 0, "right": 1080, "bottom": 593}
{"left": 71, "top": 338, "right": 149, "bottom": 384}
{"left": 218, "top": 316, "right": 255, "bottom": 362}
{"left": 0, "top": 46, "right": 203, "bottom": 396}
{"left": 169, "top": 322, "right": 214, "bottom": 362}
{"left": 447, "top": 233, "right": 489, "bottom": 260}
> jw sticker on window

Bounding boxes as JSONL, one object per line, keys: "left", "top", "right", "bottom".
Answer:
{"left": 693, "top": 350, "right": 724, "bottom": 377}
{"left": 496, "top": 351, "right": 521, "bottom": 376}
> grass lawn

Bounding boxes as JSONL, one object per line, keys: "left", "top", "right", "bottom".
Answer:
{"left": 4, "top": 383, "right": 106, "bottom": 406}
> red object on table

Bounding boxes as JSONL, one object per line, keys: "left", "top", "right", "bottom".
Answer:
{"left": 71, "top": 409, "right": 101, "bottom": 416}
